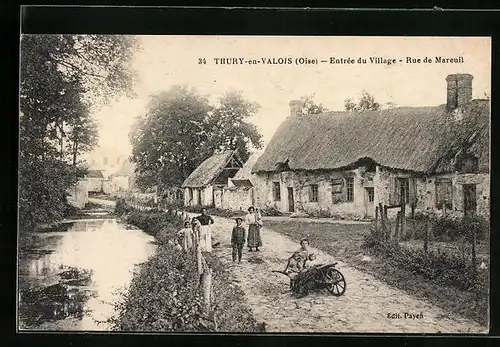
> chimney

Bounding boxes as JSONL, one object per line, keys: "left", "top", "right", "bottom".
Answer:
{"left": 446, "top": 73, "right": 473, "bottom": 110}
{"left": 289, "top": 100, "right": 302, "bottom": 117}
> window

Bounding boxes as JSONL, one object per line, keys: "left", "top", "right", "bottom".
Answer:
{"left": 366, "top": 187, "right": 374, "bottom": 202}
{"left": 436, "top": 178, "right": 453, "bottom": 209}
{"left": 396, "top": 178, "right": 410, "bottom": 204}
{"left": 309, "top": 184, "right": 319, "bottom": 202}
{"left": 273, "top": 182, "right": 281, "bottom": 201}
{"left": 345, "top": 177, "right": 354, "bottom": 202}
{"left": 457, "top": 155, "right": 479, "bottom": 174}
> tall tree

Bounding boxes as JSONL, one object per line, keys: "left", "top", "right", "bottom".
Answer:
{"left": 208, "top": 90, "right": 263, "bottom": 162}
{"left": 344, "top": 91, "right": 381, "bottom": 112}
{"left": 129, "top": 86, "right": 213, "bottom": 191}
{"left": 296, "top": 93, "right": 329, "bottom": 116}
{"left": 130, "top": 87, "right": 263, "bottom": 192}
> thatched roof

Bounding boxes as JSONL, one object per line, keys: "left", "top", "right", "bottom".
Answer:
{"left": 252, "top": 100, "right": 489, "bottom": 174}
{"left": 182, "top": 150, "right": 241, "bottom": 188}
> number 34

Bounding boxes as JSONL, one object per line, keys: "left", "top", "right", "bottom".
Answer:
{"left": 198, "top": 58, "right": 206, "bottom": 64}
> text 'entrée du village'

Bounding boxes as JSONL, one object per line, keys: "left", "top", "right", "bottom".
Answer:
{"left": 197, "top": 56, "right": 465, "bottom": 66}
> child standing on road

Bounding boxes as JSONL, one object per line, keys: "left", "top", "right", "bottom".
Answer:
{"left": 231, "top": 217, "right": 246, "bottom": 263}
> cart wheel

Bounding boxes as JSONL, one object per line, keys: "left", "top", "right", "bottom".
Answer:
{"left": 324, "top": 267, "right": 346, "bottom": 296}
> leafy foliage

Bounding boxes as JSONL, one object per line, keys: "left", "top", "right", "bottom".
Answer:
{"left": 209, "top": 90, "right": 263, "bottom": 162}
{"left": 344, "top": 91, "right": 381, "bottom": 112}
{"left": 296, "top": 94, "right": 329, "bottom": 116}
{"left": 130, "top": 87, "right": 263, "bottom": 191}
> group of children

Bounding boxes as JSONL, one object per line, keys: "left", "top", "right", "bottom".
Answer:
{"left": 174, "top": 206, "right": 314, "bottom": 270}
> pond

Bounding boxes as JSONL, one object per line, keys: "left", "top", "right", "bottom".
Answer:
{"left": 18, "top": 218, "right": 156, "bottom": 331}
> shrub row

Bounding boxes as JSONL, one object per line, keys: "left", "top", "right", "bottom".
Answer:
{"left": 110, "top": 245, "right": 213, "bottom": 331}
{"left": 404, "top": 215, "right": 489, "bottom": 242}
{"left": 363, "top": 228, "right": 488, "bottom": 294}
{"left": 112, "top": 203, "right": 263, "bottom": 332}
{"left": 183, "top": 206, "right": 246, "bottom": 218}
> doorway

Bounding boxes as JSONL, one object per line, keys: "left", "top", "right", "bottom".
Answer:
{"left": 287, "top": 187, "right": 295, "bottom": 212}
{"left": 463, "top": 184, "right": 477, "bottom": 217}
{"left": 364, "top": 187, "right": 375, "bottom": 218}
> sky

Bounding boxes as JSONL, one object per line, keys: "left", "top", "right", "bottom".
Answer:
{"left": 89, "top": 36, "right": 491, "bottom": 160}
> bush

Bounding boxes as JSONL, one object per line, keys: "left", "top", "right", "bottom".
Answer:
{"left": 363, "top": 227, "right": 488, "bottom": 293}
{"left": 404, "top": 215, "right": 489, "bottom": 242}
{"left": 260, "top": 206, "right": 283, "bottom": 216}
{"left": 111, "top": 245, "right": 213, "bottom": 331}
{"left": 115, "top": 199, "right": 133, "bottom": 216}
{"left": 111, "top": 202, "right": 264, "bottom": 332}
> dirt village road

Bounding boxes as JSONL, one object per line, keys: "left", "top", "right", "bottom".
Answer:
{"left": 206, "top": 215, "right": 486, "bottom": 333}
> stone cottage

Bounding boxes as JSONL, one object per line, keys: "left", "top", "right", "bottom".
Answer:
{"left": 182, "top": 150, "right": 244, "bottom": 207}
{"left": 251, "top": 73, "right": 490, "bottom": 219}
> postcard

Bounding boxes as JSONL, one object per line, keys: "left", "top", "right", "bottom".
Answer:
{"left": 18, "top": 34, "right": 490, "bottom": 334}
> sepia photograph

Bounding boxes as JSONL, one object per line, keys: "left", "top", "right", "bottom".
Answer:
{"left": 18, "top": 35, "right": 490, "bottom": 334}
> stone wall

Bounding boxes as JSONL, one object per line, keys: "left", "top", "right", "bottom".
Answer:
{"left": 184, "top": 186, "right": 214, "bottom": 207}
{"left": 253, "top": 169, "right": 367, "bottom": 219}
{"left": 87, "top": 177, "right": 104, "bottom": 192}
{"left": 253, "top": 167, "right": 490, "bottom": 219}
{"left": 221, "top": 187, "right": 254, "bottom": 212}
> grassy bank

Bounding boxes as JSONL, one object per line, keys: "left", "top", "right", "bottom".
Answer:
{"left": 264, "top": 219, "right": 488, "bottom": 326}
{"left": 111, "top": 207, "right": 264, "bottom": 332}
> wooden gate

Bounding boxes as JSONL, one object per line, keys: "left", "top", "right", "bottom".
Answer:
{"left": 287, "top": 187, "right": 295, "bottom": 212}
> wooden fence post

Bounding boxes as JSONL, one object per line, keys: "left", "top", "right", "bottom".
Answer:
{"left": 394, "top": 211, "right": 401, "bottom": 243}
{"left": 197, "top": 243, "right": 203, "bottom": 276}
{"left": 378, "top": 203, "right": 385, "bottom": 241}
{"left": 201, "top": 258, "right": 212, "bottom": 312}
{"left": 471, "top": 228, "right": 477, "bottom": 277}
{"left": 375, "top": 206, "right": 379, "bottom": 234}
{"left": 401, "top": 202, "right": 406, "bottom": 239}
{"left": 424, "top": 219, "right": 431, "bottom": 252}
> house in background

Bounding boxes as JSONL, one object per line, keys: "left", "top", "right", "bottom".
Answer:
{"left": 182, "top": 150, "right": 244, "bottom": 207}
{"left": 103, "top": 159, "right": 136, "bottom": 195}
{"left": 222, "top": 152, "right": 262, "bottom": 211}
{"left": 251, "top": 73, "right": 489, "bottom": 220}
{"left": 85, "top": 169, "right": 105, "bottom": 193}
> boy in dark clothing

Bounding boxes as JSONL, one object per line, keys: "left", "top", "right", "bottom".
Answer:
{"left": 231, "top": 217, "right": 246, "bottom": 262}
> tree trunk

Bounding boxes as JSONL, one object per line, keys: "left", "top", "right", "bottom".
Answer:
{"left": 72, "top": 140, "right": 78, "bottom": 167}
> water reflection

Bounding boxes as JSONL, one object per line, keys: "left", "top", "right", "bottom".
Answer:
{"left": 19, "top": 218, "right": 156, "bottom": 331}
